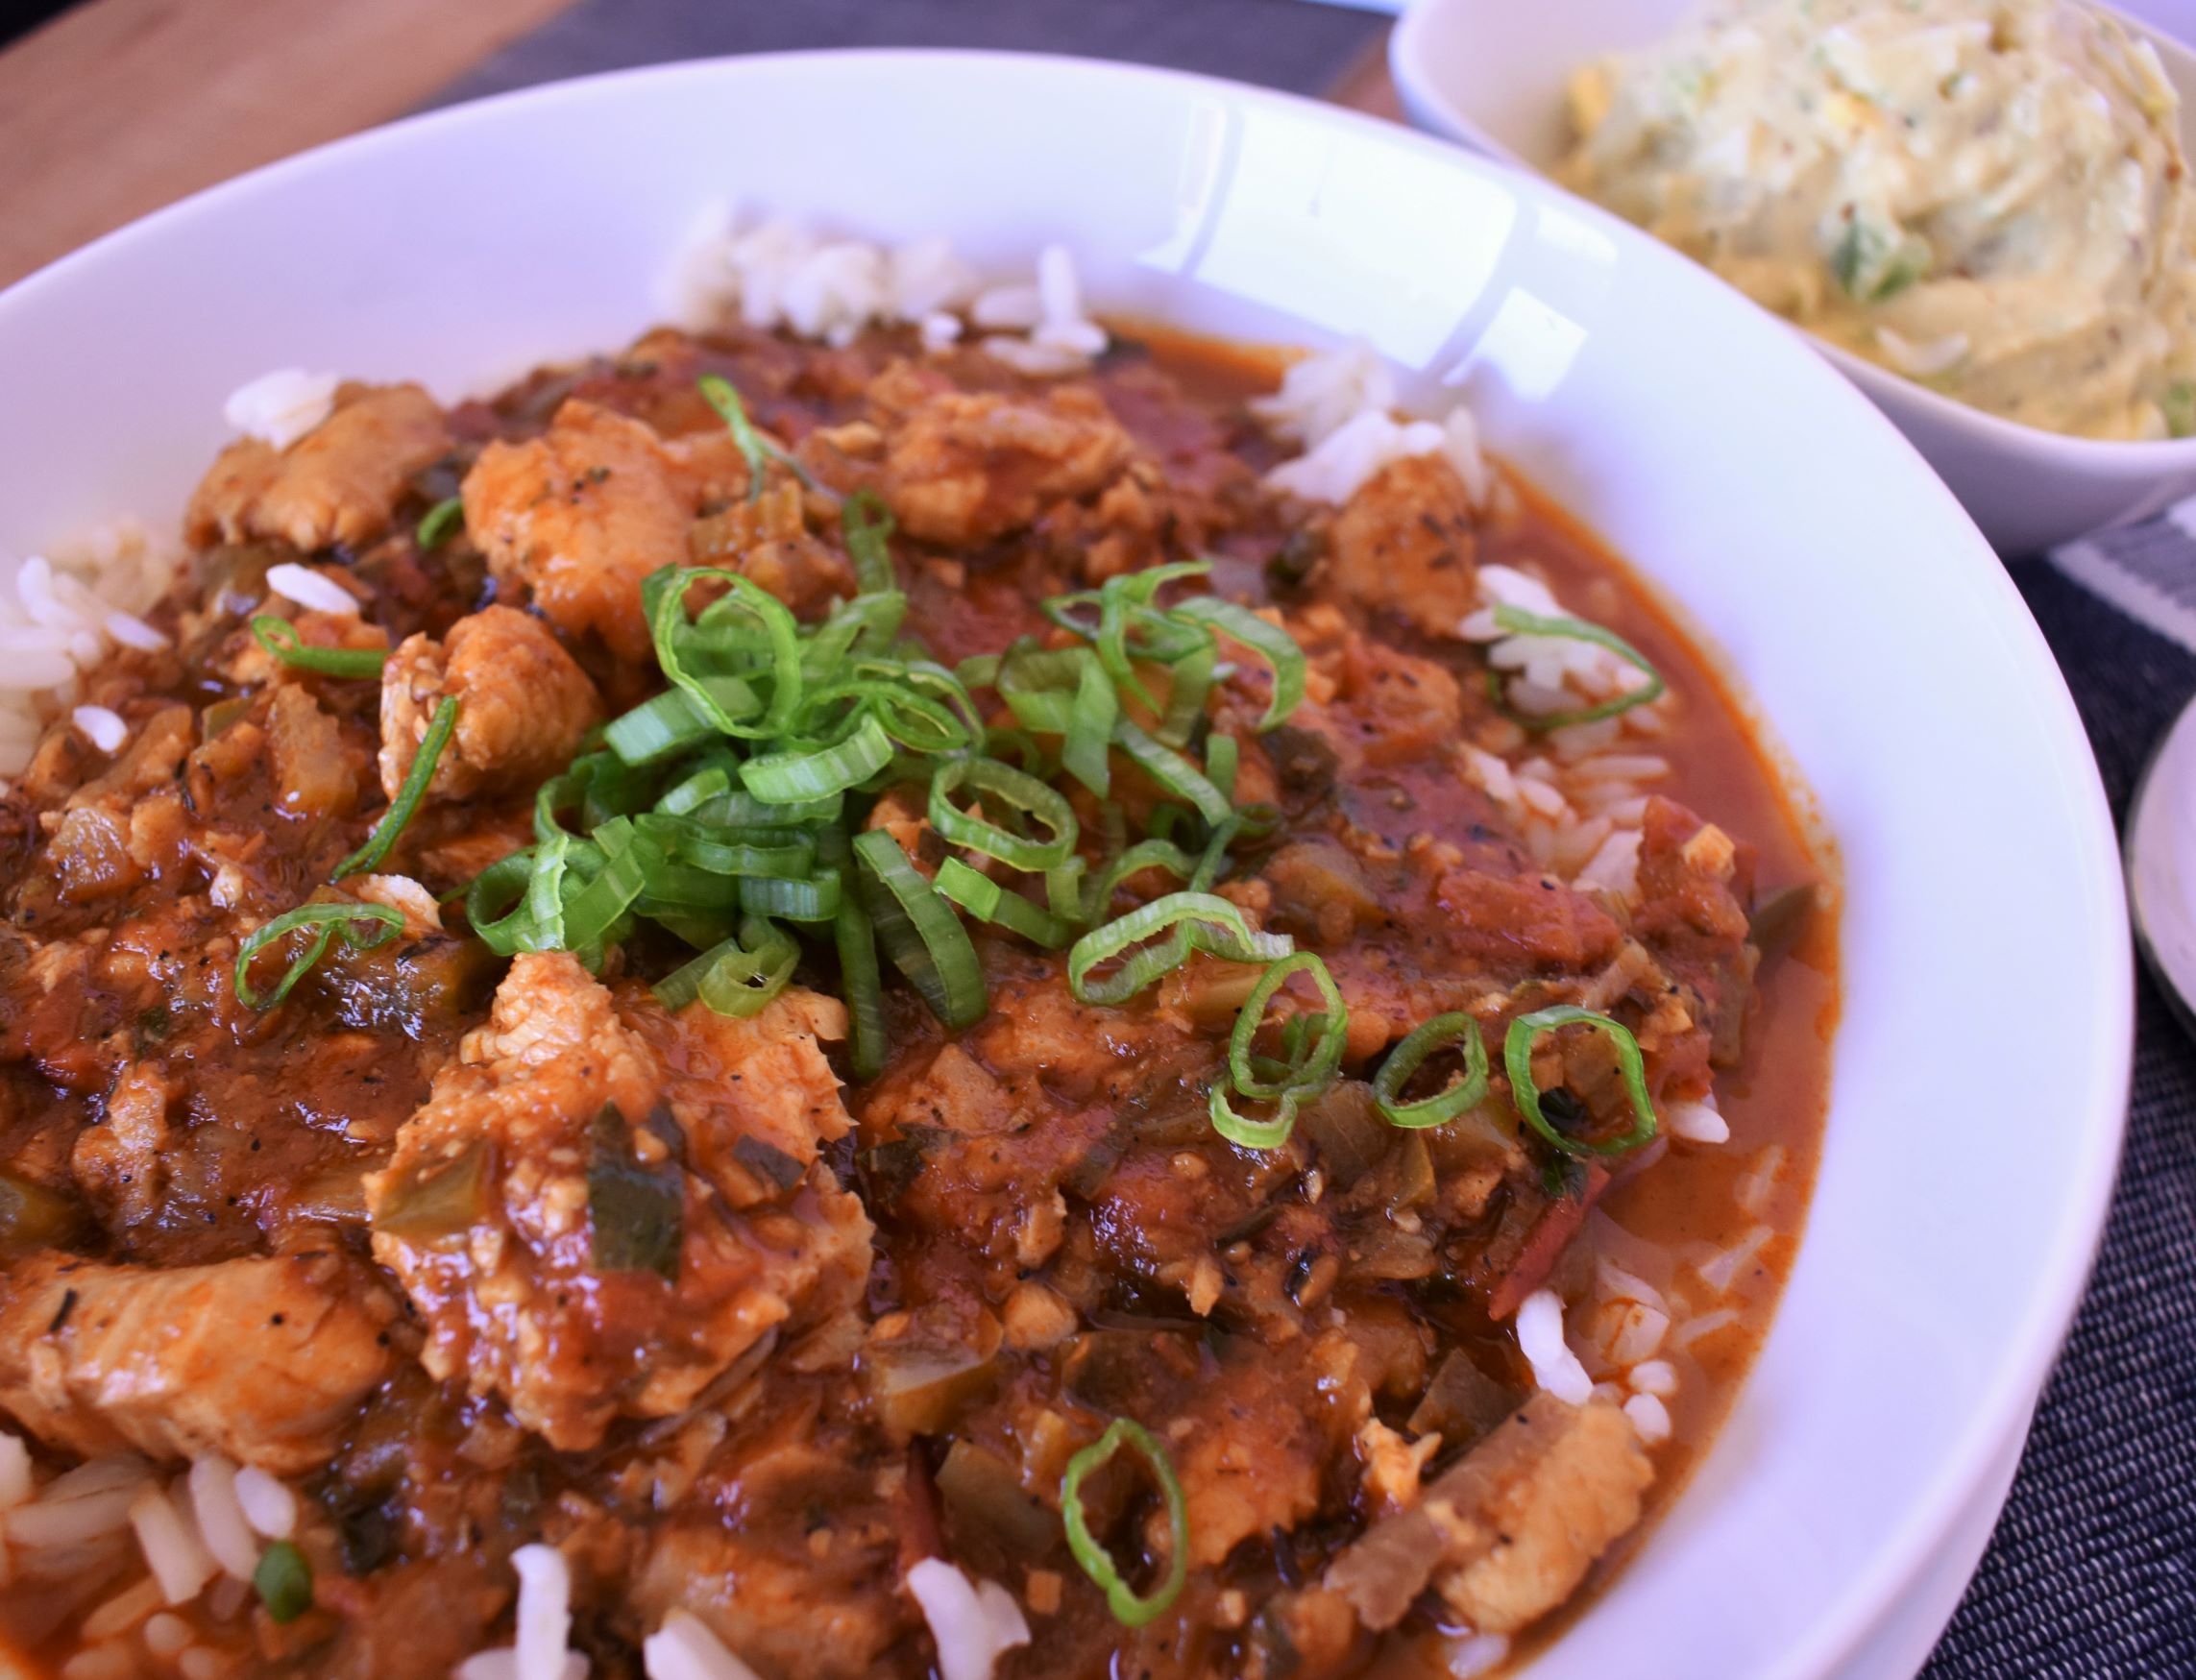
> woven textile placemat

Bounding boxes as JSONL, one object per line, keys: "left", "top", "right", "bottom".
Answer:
{"left": 425, "top": 1, "right": 2196, "bottom": 1668}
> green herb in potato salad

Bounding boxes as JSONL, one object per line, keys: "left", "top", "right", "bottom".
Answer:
{"left": 1559, "top": 0, "right": 2196, "bottom": 440}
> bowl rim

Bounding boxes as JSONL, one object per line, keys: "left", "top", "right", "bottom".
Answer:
{"left": 1387, "top": 0, "right": 2196, "bottom": 465}
{"left": 0, "top": 45, "right": 2136, "bottom": 1678}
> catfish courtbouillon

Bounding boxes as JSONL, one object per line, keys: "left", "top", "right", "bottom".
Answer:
{"left": 0, "top": 282, "right": 1835, "bottom": 1680}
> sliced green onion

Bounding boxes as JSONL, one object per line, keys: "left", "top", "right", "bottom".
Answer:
{"left": 254, "top": 1540, "right": 312, "bottom": 1623}
{"left": 333, "top": 696, "right": 457, "bottom": 880}
{"left": 934, "top": 857, "right": 1076, "bottom": 948}
{"left": 1080, "top": 836, "right": 1196, "bottom": 923}
{"left": 604, "top": 688, "right": 718, "bottom": 766}
{"left": 1205, "top": 733, "right": 1239, "bottom": 803}
{"left": 1158, "top": 640, "right": 1218, "bottom": 752}
{"left": 415, "top": 496, "right": 465, "bottom": 550}
{"left": 233, "top": 903, "right": 404, "bottom": 1010}
{"left": 250, "top": 615, "right": 387, "bottom": 678}
{"left": 842, "top": 489, "right": 897, "bottom": 595}
{"left": 647, "top": 565, "right": 803, "bottom": 740}
{"left": 698, "top": 372, "right": 792, "bottom": 500}
{"left": 1063, "top": 654, "right": 1117, "bottom": 796}
{"left": 742, "top": 713, "right": 895, "bottom": 802}
{"left": 852, "top": 829, "right": 988, "bottom": 1029}
{"left": 1503, "top": 1005, "right": 1658, "bottom": 1157}
{"left": 1066, "top": 890, "right": 1290, "bottom": 1008}
{"left": 635, "top": 815, "right": 814, "bottom": 880}
{"left": 830, "top": 836, "right": 890, "bottom": 1082}
{"left": 740, "top": 868, "right": 842, "bottom": 921}
{"left": 1169, "top": 597, "right": 1306, "bottom": 732}
{"left": 654, "top": 914, "right": 799, "bottom": 1016}
{"left": 1226, "top": 953, "right": 1346, "bottom": 1102}
{"left": 1489, "top": 605, "right": 1666, "bottom": 729}
{"left": 1061, "top": 1417, "right": 1189, "bottom": 1628}
{"left": 1372, "top": 1011, "right": 1490, "bottom": 1129}
{"left": 929, "top": 757, "right": 1078, "bottom": 872}
{"left": 1111, "top": 718, "right": 1232, "bottom": 827}
{"left": 1208, "top": 1083, "right": 1314, "bottom": 1151}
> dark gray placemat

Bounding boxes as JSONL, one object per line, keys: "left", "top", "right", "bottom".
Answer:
{"left": 427, "top": 0, "right": 1386, "bottom": 109}
{"left": 1917, "top": 563, "right": 2196, "bottom": 1679}
{"left": 421, "top": 2, "right": 2194, "bottom": 1670}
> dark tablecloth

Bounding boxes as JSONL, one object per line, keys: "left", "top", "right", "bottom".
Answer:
{"left": 430, "top": 3, "right": 2196, "bottom": 1669}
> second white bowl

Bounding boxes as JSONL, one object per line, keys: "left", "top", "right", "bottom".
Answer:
{"left": 1391, "top": 0, "right": 2196, "bottom": 553}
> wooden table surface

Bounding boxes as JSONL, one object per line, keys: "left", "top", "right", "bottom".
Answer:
{"left": 0, "top": 0, "right": 1400, "bottom": 290}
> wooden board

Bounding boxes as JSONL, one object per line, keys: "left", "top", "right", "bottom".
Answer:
{"left": 0, "top": 0, "right": 1396, "bottom": 290}
{"left": 0, "top": 0, "right": 576, "bottom": 286}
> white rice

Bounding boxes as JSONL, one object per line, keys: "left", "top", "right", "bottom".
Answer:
{"left": 1623, "top": 1393, "right": 1674, "bottom": 1445}
{"left": 674, "top": 211, "right": 1108, "bottom": 377}
{"left": 224, "top": 369, "right": 338, "bottom": 451}
{"left": 5, "top": 1483, "right": 141, "bottom": 1548}
{"left": 643, "top": 1610, "right": 765, "bottom": 1680}
{"left": 1696, "top": 1223, "right": 1775, "bottom": 1295}
{"left": 1628, "top": 1358, "right": 1678, "bottom": 1398}
{"left": 184, "top": 1456, "right": 258, "bottom": 1580}
{"left": 513, "top": 1544, "right": 575, "bottom": 1680}
{"left": 231, "top": 1465, "right": 296, "bottom": 1541}
{"left": 59, "top": 1647, "right": 134, "bottom": 1680}
{"left": 0, "top": 520, "right": 184, "bottom": 779}
{"left": 0, "top": 1430, "right": 30, "bottom": 1510}
{"left": 71, "top": 705, "right": 127, "bottom": 754}
{"left": 906, "top": 1558, "right": 1031, "bottom": 1680}
{"left": 454, "top": 1651, "right": 588, "bottom": 1680}
{"left": 1671, "top": 1307, "right": 1742, "bottom": 1350}
{"left": 1736, "top": 1144, "right": 1788, "bottom": 1216}
{"left": 1448, "top": 1632, "right": 1512, "bottom": 1678}
{"left": 127, "top": 1481, "right": 214, "bottom": 1605}
{"left": 1515, "top": 1288, "right": 1594, "bottom": 1405}
{"left": 1250, "top": 339, "right": 1395, "bottom": 450}
{"left": 1596, "top": 1257, "right": 1669, "bottom": 1316}
{"left": 1574, "top": 828, "right": 1643, "bottom": 899}
{"left": 1607, "top": 1301, "right": 1671, "bottom": 1367}
{"left": 79, "top": 1576, "right": 163, "bottom": 1643}
{"left": 142, "top": 1611, "right": 191, "bottom": 1656}
{"left": 1664, "top": 1095, "right": 1730, "bottom": 1145}
{"left": 264, "top": 561, "right": 358, "bottom": 617}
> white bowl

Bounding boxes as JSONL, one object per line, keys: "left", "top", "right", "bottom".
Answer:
{"left": 1391, "top": 0, "right": 2196, "bottom": 554}
{"left": 0, "top": 51, "right": 2131, "bottom": 1679}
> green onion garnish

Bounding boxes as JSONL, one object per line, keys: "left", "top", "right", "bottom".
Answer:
{"left": 851, "top": 829, "right": 988, "bottom": 1029}
{"left": 1169, "top": 597, "right": 1305, "bottom": 732}
{"left": 233, "top": 902, "right": 404, "bottom": 1010}
{"left": 1061, "top": 1418, "right": 1189, "bottom": 1628}
{"left": 742, "top": 714, "right": 895, "bottom": 803}
{"left": 253, "top": 1539, "right": 313, "bottom": 1623}
{"left": 697, "top": 372, "right": 817, "bottom": 499}
{"left": 1110, "top": 718, "right": 1233, "bottom": 827}
{"left": 930, "top": 756, "right": 1078, "bottom": 873}
{"left": 1489, "top": 605, "right": 1666, "bottom": 729}
{"left": 1226, "top": 953, "right": 1346, "bottom": 1102}
{"left": 250, "top": 616, "right": 388, "bottom": 679}
{"left": 1064, "top": 654, "right": 1117, "bottom": 796}
{"left": 1066, "top": 890, "right": 1290, "bottom": 1008}
{"left": 1208, "top": 953, "right": 1346, "bottom": 1151}
{"left": 653, "top": 914, "right": 799, "bottom": 1017}
{"left": 647, "top": 565, "right": 804, "bottom": 740}
{"left": 333, "top": 697, "right": 457, "bottom": 880}
{"left": 1503, "top": 1004, "right": 1658, "bottom": 1157}
{"left": 415, "top": 496, "right": 465, "bottom": 550}
{"left": 827, "top": 831, "right": 890, "bottom": 1083}
{"left": 841, "top": 489, "right": 897, "bottom": 595}
{"left": 1371, "top": 1011, "right": 1490, "bottom": 1129}
{"left": 934, "top": 857, "right": 1076, "bottom": 949}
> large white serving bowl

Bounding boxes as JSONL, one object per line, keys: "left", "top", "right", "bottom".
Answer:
{"left": 1391, "top": 0, "right": 2196, "bottom": 554}
{"left": 0, "top": 51, "right": 2130, "bottom": 1679}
